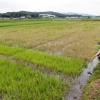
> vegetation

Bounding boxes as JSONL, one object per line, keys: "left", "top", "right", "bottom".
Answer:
{"left": 0, "top": 19, "right": 52, "bottom": 27}
{"left": 0, "top": 11, "right": 39, "bottom": 18}
{"left": 0, "top": 44, "right": 85, "bottom": 75}
{"left": 0, "top": 19, "right": 100, "bottom": 60}
{"left": 0, "top": 19, "right": 100, "bottom": 99}
{"left": 81, "top": 62, "right": 100, "bottom": 100}
{"left": 0, "top": 11, "right": 82, "bottom": 18}
{"left": 0, "top": 58, "right": 70, "bottom": 100}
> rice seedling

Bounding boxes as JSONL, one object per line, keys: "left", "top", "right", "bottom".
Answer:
{"left": 0, "top": 44, "right": 85, "bottom": 75}
{"left": 0, "top": 58, "right": 70, "bottom": 100}
{"left": 0, "top": 19, "right": 52, "bottom": 27}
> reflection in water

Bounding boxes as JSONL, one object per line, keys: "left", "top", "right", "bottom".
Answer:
{"left": 66, "top": 57, "right": 99, "bottom": 100}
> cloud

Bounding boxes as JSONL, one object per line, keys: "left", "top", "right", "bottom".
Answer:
{"left": 0, "top": 0, "right": 100, "bottom": 15}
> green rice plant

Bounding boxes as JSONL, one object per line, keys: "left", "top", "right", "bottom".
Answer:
{"left": 0, "top": 58, "right": 70, "bottom": 100}
{"left": 0, "top": 19, "right": 52, "bottom": 27}
{"left": 0, "top": 44, "right": 24, "bottom": 55}
{"left": 0, "top": 44, "right": 85, "bottom": 75}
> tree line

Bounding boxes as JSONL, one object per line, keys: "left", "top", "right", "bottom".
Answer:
{"left": 0, "top": 11, "right": 83, "bottom": 18}
{"left": 0, "top": 11, "right": 39, "bottom": 18}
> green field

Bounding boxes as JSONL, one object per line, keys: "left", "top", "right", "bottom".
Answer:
{"left": 0, "top": 19, "right": 100, "bottom": 100}
{"left": 0, "top": 44, "right": 85, "bottom": 75}
{"left": 0, "top": 58, "right": 70, "bottom": 100}
{"left": 0, "top": 19, "right": 52, "bottom": 27}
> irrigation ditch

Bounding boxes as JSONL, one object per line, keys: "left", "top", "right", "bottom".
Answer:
{"left": 66, "top": 57, "right": 99, "bottom": 100}
{"left": 0, "top": 53, "right": 99, "bottom": 100}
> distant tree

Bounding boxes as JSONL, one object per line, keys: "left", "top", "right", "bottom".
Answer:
{"left": 0, "top": 13, "right": 1, "bottom": 18}
{"left": 30, "top": 13, "right": 39, "bottom": 18}
{"left": 0, "top": 11, "right": 84, "bottom": 19}
{"left": 87, "top": 16, "right": 91, "bottom": 18}
{"left": 26, "top": 15, "right": 31, "bottom": 19}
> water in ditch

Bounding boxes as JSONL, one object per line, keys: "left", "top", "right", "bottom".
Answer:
{"left": 66, "top": 57, "right": 99, "bottom": 100}
{"left": 0, "top": 53, "right": 99, "bottom": 100}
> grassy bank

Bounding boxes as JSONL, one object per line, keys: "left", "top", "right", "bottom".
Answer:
{"left": 81, "top": 61, "right": 100, "bottom": 100}
{"left": 0, "top": 58, "right": 70, "bottom": 100}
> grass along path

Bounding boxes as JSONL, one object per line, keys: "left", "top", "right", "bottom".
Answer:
{"left": 0, "top": 44, "right": 85, "bottom": 75}
{"left": 0, "top": 58, "right": 70, "bottom": 100}
{"left": 81, "top": 62, "right": 100, "bottom": 100}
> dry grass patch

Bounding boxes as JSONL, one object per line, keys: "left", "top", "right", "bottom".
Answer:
{"left": 81, "top": 79, "right": 100, "bottom": 100}
{"left": 0, "top": 20, "right": 100, "bottom": 60}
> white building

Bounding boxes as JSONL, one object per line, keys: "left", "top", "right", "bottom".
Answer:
{"left": 20, "top": 16, "right": 25, "bottom": 19}
{"left": 39, "top": 14, "right": 55, "bottom": 18}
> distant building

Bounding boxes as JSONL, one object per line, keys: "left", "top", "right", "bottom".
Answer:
{"left": 39, "top": 14, "right": 55, "bottom": 18}
{"left": 20, "top": 16, "right": 25, "bottom": 19}
{"left": 66, "top": 17, "right": 79, "bottom": 19}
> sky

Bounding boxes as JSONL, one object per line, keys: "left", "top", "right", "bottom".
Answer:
{"left": 0, "top": 0, "right": 100, "bottom": 15}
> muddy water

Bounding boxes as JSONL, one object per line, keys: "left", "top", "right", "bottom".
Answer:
{"left": 66, "top": 57, "right": 99, "bottom": 100}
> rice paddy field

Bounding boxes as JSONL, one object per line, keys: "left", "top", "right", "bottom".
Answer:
{"left": 0, "top": 19, "right": 100, "bottom": 100}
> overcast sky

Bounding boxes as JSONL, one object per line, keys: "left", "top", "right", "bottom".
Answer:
{"left": 0, "top": 0, "right": 100, "bottom": 15}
